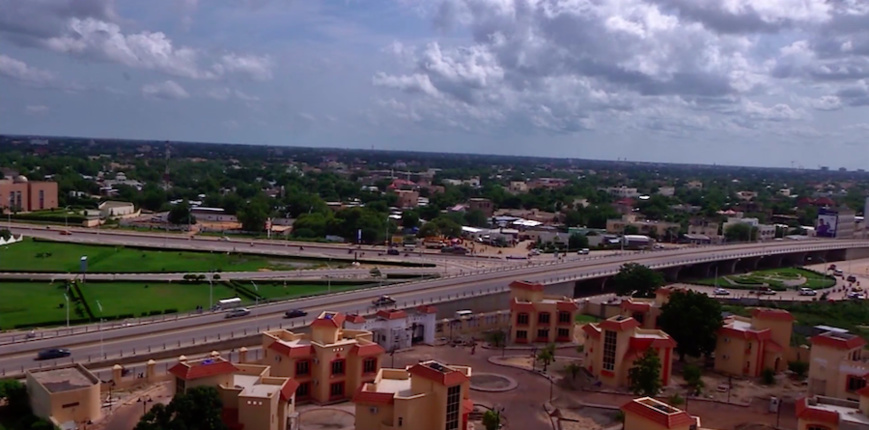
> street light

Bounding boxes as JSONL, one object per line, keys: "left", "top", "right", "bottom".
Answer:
{"left": 63, "top": 288, "right": 70, "bottom": 328}
{"left": 208, "top": 271, "right": 214, "bottom": 310}
{"left": 96, "top": 300, "right": 104, "bottom": 358}
{"left": 137, "top": 396, "right": 152, "bottom": 415}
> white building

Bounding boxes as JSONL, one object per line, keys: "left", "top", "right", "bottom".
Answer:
{"left": 343, "top": 306, "right": 438, "bottom": 352}
{"left": 98, "top": 201, "right": 136, "bottom": 219}
{"left": 723, "top": 217, "right": 776, "bottom": 241}
{"left": 657, "top": 186, "right": 675, "bottom": 197}
{"left": 606, "top": 186, "right": 640, "bottom": 198}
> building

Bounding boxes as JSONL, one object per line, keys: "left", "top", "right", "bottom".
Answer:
{"left": 26, "top": 364, "right": 101, "bottom": 429}
{"left": 714, "top": 308, "right": 794, "bottom": 377}
{"left": 606, "top": 214, "right": 680, "bottom": 240}
{"left": 353, "top": 360, "right": 474, "bottom": 430}
{"left": 796, "top": 393, "right": 869, "bottom": 430}
{"left": 509, "top": 181, "right": 528, "bottom": 193}
{"left": 393, "top": 190, "right": 419, "bottom": 209}
{"left": 618, "top": 287, "right": 683, "bottom": 329}
{"left": 582, "top": 315, "right": 676, "bottom": 388}
{"left": 169, "top": 356, "right": 299, "bottom": 430}
{"left": 467, "top": 198, "right": 494, "bottom": 217}
{"left": 262, "top": 311, "right": 386, "bottom": 404}
{"left": 191, "top": 206, "right": 238, "bottom": 223}
{"left": 621, "top": 397, "right": 705, "bottom": 430}
{"left": 0, "top": 174, "right": 58, "bottom": 212}
{"left": 606, "top": 186, "right": 641, "bottom": 198}
{"left": 508, "top": 280, "right": 579, "bottom": 344}
{"left": 687, "top": 218, "right": 721, "bottom": 239}
{"left": 343, "top": 306, "right": 438, "bottom": 352}
{"left": 723, "top": 216, "right": 776, "bottom": 241}
{"left": 98, "top": 201, "right": 136, "bottom": 218}
{"left": 808, "top": 329, "right": 869, "bottom": 400}
{"left": 657, "top": 186, "right": 675, "bottom": 197}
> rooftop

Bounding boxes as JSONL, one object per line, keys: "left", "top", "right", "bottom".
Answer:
{"left": 29, "top": 364, "right": 99, "bottom": 393}
{"left": 799, "top": 396, "right": 869, "bottom": 426}
{"left": 231, "top": 374, "right": 282, "bottom": 399}
{"left": 621, "top": 397, "right": 696, "bottom": 429}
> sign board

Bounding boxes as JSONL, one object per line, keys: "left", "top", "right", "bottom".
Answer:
{"left": 817, "top": 208, "right": 838, "bottom": 238}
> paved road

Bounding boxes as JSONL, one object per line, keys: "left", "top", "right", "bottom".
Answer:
{"left": 2, "top": 238, "right": 865, "bottom": 375}
{"left": 0, "top": 267, "right": 442, "bottom": 282}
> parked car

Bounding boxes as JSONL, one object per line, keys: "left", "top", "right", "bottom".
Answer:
{"left": 386, "top": 248, "right": 400, "bottom": 256}
{"left": 577, "top": 248, "right": 590, "bottom": 255}
{"left": 848, "top": 292, "right": 866, "bottom": 300}
{"left": 529, "top": 249, "right": 541, "bottom": 256}
{"left": 799, "top": 288, "right": 817, "bottom": 296}
{"left": 847, "top": 275, "right": 858, "bottom": 283}
{"left": 284, "top": 309, "right": 308, "bottom": 319}
{"left": 37, "top": 348, "right": 71, "bottom": 360}
{"left": 834, "top": 269, "right": 844, "bottom": 276}
{"left": 225, "top": 308, "right": 251, "bottom": 319}
{"left": 59, "top": 230, "right": 72, "bottom": 236}
{"left": 372, "top": 295, "right": 396, "bottom": 306}
{"left": 440, "top": 246, "right": 455, "bottom": 253}
{"left": 713, "top": 288, "right": 730, "bottom": 295}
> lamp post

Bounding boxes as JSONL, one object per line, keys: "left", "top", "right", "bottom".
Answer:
{"left": 64, "top": 206, "right": 71, "bottom": 229}
{"left": 208, "top": 271, "right": 214, "bottom": 310}
{"left": 137, "top": 396, "right": 152, "bottom": 415}
{"left": 96, "top": 300, "right": 104, "bottom": 358}
{"left": 63, "top": 289, "right": 70, "bottom": 328}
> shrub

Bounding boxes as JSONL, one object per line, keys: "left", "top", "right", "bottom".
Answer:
{"left": 163, "top": 309, "right": 178, "bottom": 314}
{"left": 683, "top": 364, "right": 704, "bottom": 394}
{"left": 788, "top": 361, "right": 809, "bottom": 378}
{"left": 668, "top": 393, "right": 685, "bottom": 406}
{"left": 761, "top": 368, "right": 776, "bottom": 385}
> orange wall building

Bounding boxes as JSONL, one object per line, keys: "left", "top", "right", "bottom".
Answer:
{"left": 621, "top": 397, "right": 703, "bottom": 430}
{"left": 26, "top": 364, "right": 101, "bottom": 430}
{"left": 808, "top": 329, "right": 869, "bottom": 400}
{"left": 582, "top": 315, "right": 676, "bottom": 388}
{"left": 796, "top": 391, "right": 869, "bottom": 430}
{"left": 714, "top": 308, "right": 794, "bottom": 377}
{"left": 618, "top": 287, "right": 684, "bottom": 329}
{"left": 509, "top": 280, "right": 579, "bottom": 344}
{"left": 353, "top": 360, "right": 474, "bottom": 430}
{"left": 0, "top": 175, "right": 58, "bottom": 212}
{"left": 262, "top": 311, "right": 385, "bottom": 404}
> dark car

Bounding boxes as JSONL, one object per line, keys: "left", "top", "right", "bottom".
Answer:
{"left": 847, "top": 275, "right": 858, "bottom": 283}
{"left": 36, "top": 348, "right": 71, "bottom": 360}
{"left": 284, "top": 309, "right": 308, "bottom": 319}
{"left": 386, "top": 248, "right": 400, "bottom": 256}
{"left": 372, "top": 295, "right": 397, "bottom": 306}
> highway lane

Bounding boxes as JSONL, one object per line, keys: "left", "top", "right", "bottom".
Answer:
{"left": 0, "top": 267, "right": 443, "bottom": 282}
{"left": 3, "top": 238, "right": 865, "bottom": 374}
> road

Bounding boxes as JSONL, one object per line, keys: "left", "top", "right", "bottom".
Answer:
{"left": 2, "top": 238, "right": 865, "bottom": 376}
{"left": 0, "top": 267, "right": 442, "bottom": 282}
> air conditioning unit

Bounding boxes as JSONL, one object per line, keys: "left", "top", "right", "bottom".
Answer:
{"left": 369, "top": 406, "right": 379, "bottom": 414}
{"left": 313, "top": 358, "right": 319, "bottom": 364}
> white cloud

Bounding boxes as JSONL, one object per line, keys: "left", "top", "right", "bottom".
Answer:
{"left": 142, "top": 80, "right": 190, "bottom": 100}
{"left": 214, "top": 54, "right": 274, "bottom": 81}
{"left": 206, "top": 87, "right": 260, "bottom": 101}
{"left": 0, "top": 55, "right": 56, "bottom": 85}
{"left": 25, "top": 105, "right": 49, "bottom": 115}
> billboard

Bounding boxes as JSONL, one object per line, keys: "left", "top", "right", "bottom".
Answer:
{"left": 816, "top": 208, "right": 838, "bottom": 238}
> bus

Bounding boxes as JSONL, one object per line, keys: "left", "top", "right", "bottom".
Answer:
{"left": 217, "top": 298, "right": 242, "bottom": 309}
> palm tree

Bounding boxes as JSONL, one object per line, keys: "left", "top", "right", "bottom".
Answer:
{"left": 536, "top": 343, "right": 556, "bottom": 372}
{"left": 564, "top": 362, "right": 581, "bottom": 381}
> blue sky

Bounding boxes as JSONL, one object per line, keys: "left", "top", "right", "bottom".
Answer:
{"left": 2, "top": 0, "right": 869, "bottom": 169}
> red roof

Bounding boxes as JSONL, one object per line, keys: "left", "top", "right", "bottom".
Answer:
{"left": 509, "top": 280, "right": 544, "bottom": 292}
{"left": 510, "top": 300, "right": 536, "bottom": 313}
{"left": 620, "top": 301, "right": 651, "bottom": 313}
{"left": 752, "top": 308, "right": 794, "bottom": 322}
{"left": 353, "top": 385, "right": 395, "bottom": 406}
{"left": 620, "top": 399, "right": 695, "bottom": 429}
{"left": 615, "top": 198, "right": 635, "bottom": 206}
{"left": 764, "top": 340, "right": 784, "bottom": 353}
{"left": 628, "top": 335, "right": 676, "bottom": 351}
{"left": 556, "top": 301, "right": 579, "bottom": 312}
{"left": 376, "top": 309, "right": 408, "bottom": 320}
{"left": 311, "top": 312, "right": 345, "bottom": 328}
{"left": 582, "top": 324, "right": 601, "bottom": 339}
{"left": 408, "top": 363, "right": 468, "bottom": 387}
{"left": 267, "top": 341, "right": 313, "bottom": 358}
{"left": 718, "top": 325, "right": 771, "bottom": 341}
{"left": 168, "top": 359, "right": 239, "bottom": 381}
{"left": 345, "top": 314, "right": 367, "bottom": 324}
{"left": 600, "top": 317, "right": 640, "bottom": 332}
{"left": 280, "top": 379, "right": 300, "bottom": 402}
{"left": 796, "top": 397, "right": 840, "bottom": 426}
{"left": 811, "top": 333, "right": 867, "bottom": 350}
{"left": 351, "top": 343, "right": 385, "bottom": 358}
{"left": 416, "top": 305, "right": 438, "bottom": 314}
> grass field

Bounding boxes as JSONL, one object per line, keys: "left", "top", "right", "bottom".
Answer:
{"left": 0, "top": 281, "right": 70, "bottom": 329}
{"left": 78, "top": 282, "right": 239, "bottom": 318}
{"left": 574, "top": 314, "right": 601, "bottom": 324}
{"left": 690, "top": 267, "right": 835, "bottom": 291}
{"left": 0, "top": 238, "right": 315, "bottom": 273}
{"left": 724, "top": 300, "right": 869, "bottom": 344}
{"left": 242, "top": 281, "right": 372, "bottom": 300}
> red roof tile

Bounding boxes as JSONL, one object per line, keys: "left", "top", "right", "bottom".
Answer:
{"left": 556, "top": 301, "right": 579, "bottom": 312}
{"left": 620, "top": 301, "right": 651, "bottom": 313}
{"left": 416, "top": 305, "right": 438, "bottom": 314}
{"left": 752, "top": 308, "right": 794, "bottom": 322}
{"left": 620, "top": 399, "right": 695, "bottom": 429}
{"left": 168, "top": 359, "right": 239, "bottom": 381}
{"left": 311, "top": 312, "right": 345, "bottom": 328}
{"left": 408, "top": 363, "right": 468, "bottom": 387}
{"left": 351, "top": 343, "right": 385, "bottom": 358}
{"left": 600, "top": 317, "right": 640, "bottom": 332}
{"left": 509, "top": 280, "right": 544, "bottom": 292}
{"left": 811, "top": 333, "right": 867, "bottom": 350}
{"left": 345, "top": 314, "right": 367, "bottom": 324}
{"left": 376, "top": 309, "right": 408, "bottom": 320}
{"left": 280, "top": 379, "right": 300, "bottom": 402}
{"left": 796, "top": 397, "right": 840, "bottom": 426}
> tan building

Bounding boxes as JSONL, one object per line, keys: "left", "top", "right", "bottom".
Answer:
{"left": 26, "top": 364, "right": 101, "bottom": 429}
{"left": 467, "top": 198, "right": 494, "bottom": 217}
{"left": 618, "top": 287, "right": 683, "bottom": 329}
{"left": 687, "top": 218, "right": 721, "bottom": 238}
{"left": 582, "top": 315, "right": 676, "bottom": 388}
{"left": 796, "top": 392, "right": 869, "bottom": 430}
{"left": 262, "top": 311, "right": 386, "bottom": 404}
{"left": 393, "top": 190, "right": 419, "bottom": 209}
{"left": 0, "top": 174, "right": 58, "bottom": 212}
{"left": 169, "top": 356, "right": 300, "bottom": 430}
{"left": 621, "top": 397, "right": 705, "bottom": 430}
{"left": 509, "top": 181, "right": 528, "bottom": 193}
{"left": 808, "top": 330, "right": 869, "bottom": 400}
{"left": 508, "top": 280, "right": 579, "bottom": 344}
{"left": 714, "top": 308, "right": 794, "bottom": 377}
{"left": 354, "top": 360, "right": 475, "bottom": 430}
{"left": 606, "top": 214, "right": 680, "bottom": 239}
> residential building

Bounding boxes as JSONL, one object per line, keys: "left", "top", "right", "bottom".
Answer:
{"left": 582, "top": 315, "right": 676, "bottom": 388}
{"left": 685, "top": 180, "right": 703, "bottom": 190}
{"left": 657, "top": 186, "right": 675, "bottom": 197}
{"left": 723, "top": 216, "right": 776, "bottom": 241}
{"left": 606, "top": 214, "right": 680, "bottom": 240}
{"left": 26, "top": 364, "right": 101, "bottom": 430}
{"left": 394, "top": 190, "right": 419, "bottom": 209}
{"left": 467, "top": 198, "right": 494, "bottom": 217}
{"left": 796, "top": 394, "right": 869, "bottom": 430}
{"left": 353, "top": 360, "right": 475, "bottom": 430}
{"left": 169, "top": 356, "right": 300, "bottom": 430}
{"left": 262, "top": 311, "right": 386, "bottom": 404}
{"left": 621, "top": 397, "right": 707, "bottom": 430}
{"left": 343, "top": 306, "right": 438, "bottom": 352}
{"left": 529, "top": 178, "right": 568, "bottom": 190}
{"left": 736, "top": 191, "right": 758, "bottom": 201}
{"left": 0, "top": 174, "right": 58, "bottom": 212}
{"left": 618, "top": 287, "right": 683, "bottom": 329}
{"left": 98, "top": 201, "right": 136, "bottom": 218}
{"left": 509, "top": 280, "right": 579, "bottom": 344}
{"left": 688, "top": 218, "right": 721, "bottom": 239}
{"left": 605, "top": 186, "right": 641, "bottom": 198}
{"left": 714, "top": 308, "right": 794, "bottom": 377}
{"left": 808, "top": 330, "right": 869, "bottom": 400}
{"left": 509, "top": 181, "right": 528, "bottom": 193}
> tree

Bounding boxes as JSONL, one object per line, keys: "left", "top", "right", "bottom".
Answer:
{"left": 135, "top": 386, "right": 227, "bottom": 430}
{"left": 465, "top": 209, "right": 489, "bottom": 228}
{"left": 568, "top": 233, "right": 589, "bottom": 251}
{"left": 623, "top": 225, "right": 640, "bottom": 235}
{"left": 612, "top": 263, "right": 665, "bottom": 298}
{"left": 657, "top": 290, "right": 724, "bottom": 360}
{"left": 628, "top": 348, "right": 662, "bottom": 397}
{"left": 482, "top": 410, "right": 501, "bottom": 430}
{"left": 167, "top": 200, "right": 195, "bottom": 225}
{"left": 725, "top": 223, "right": 756, "bottom": 242}
{"left": 0, "top": 378, "right": 29, "bottom": 416}
{"left": 485, "top": 329, "right": 507, "bottom": 348}
{"left": 563, "top": 210, "right": 583, "bottom": 227}
{"left": 237, "top": 197, "right": 271, "bottom": 232}
{"left": 683, "top": 364, "right": 704, "bottom": 394}
{"left": 0, "top": 228, "right": 10, "bottom": 240}
{"left": 564, "top": 362, "right": 582, "bottom": 381}
{"left": 401, "top": 211, "right": 419, "bottom": 229}
{"left": 536, "top": 343, "right": 556, "bottom": 372}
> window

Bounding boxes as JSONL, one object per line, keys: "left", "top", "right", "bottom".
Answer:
{"left": 602, "top": 330, "right": 617, "bottom": 371}
{"left": 558, "top": 311, "right": 571, "bottom": 324}
{"left": 296, "top": 382, "right": 310, "bottom": 398}
{"left": 538, "top": 312, "right": 551, "bottom": 324}
{"left": 557, "top": 328, "right": 570, "bottom": 339}
{"left": 632, "top": 312, "right": 645, "bottom": 324}
{"left": 330, "top": 382, "right": 345, "bottom": 398}
{"left": 398, "top": 417, "right": 403, "bottom": 427}
{"left": 537, "top": 329, "right": 549, "bottom": 340}
{"left": 445, "top": 385, "right": 461, "bottom": 430}
{"left": 847, "top": 375, "right": 867, "bottom": 392}
{"left": 295, "top": 360, "right": 310, "bottom": 376}
{"left": 516, "top": 330, "right": 527, "bottom": 340}
{"left": 38, "top": 190, "right": 44, "bottom": 210}
{"left": 517, "top": 313, "right": 529, "bottom": 326}
{"left": 331, "top": 359, "right": 346, "bottom": 376}
{"left": 175, "top": 378, "right": 186, "bottom": 394}
{"left": 363, "top": 358, "right": 377, "bottom": 374}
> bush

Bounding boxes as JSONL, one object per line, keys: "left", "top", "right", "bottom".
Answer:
{"left": 683, "top": 364, "right": 704, "bottom": 393}
{"left": 788, "top": 361, "right": 809, "bottom": 378}
{"left": 668, "top": 393, "right": 685, "bottom": 406}
{"left": 761, "top": 368, "right": 776, "bottom": 385}
{"left": 148, "top": 310, "right": 162, "bottom": 316}
{"left": 163, "top": 309, "right": 178, "bottom": 314}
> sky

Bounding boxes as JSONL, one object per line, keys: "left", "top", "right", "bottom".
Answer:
{"left": 2, "top": 0, "right": 869, "bottom": 169}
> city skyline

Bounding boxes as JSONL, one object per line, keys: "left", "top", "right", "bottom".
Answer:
{"left": 2, "top": 1, "right": 869, "bottom": 168}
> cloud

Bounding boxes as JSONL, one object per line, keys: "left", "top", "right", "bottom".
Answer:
{"left": 0, "top": 55, "right": 56, "bottom": 85}
{"left": 214, "top": 54, "right": 274, "bottom": 81}
{"left": 206, "top": 87, "right": 260, "bottom": 101}
{"left": 25, "top": 105, "right": 49, "bottom": 115}
{"left": 810, "top": 95, "right": 843, "bottom": 111}
{"left": 142, "top": 80, "right": 190, "bottom": 100}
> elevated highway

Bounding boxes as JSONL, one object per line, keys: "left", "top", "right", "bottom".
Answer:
{"left": 2, "top": 238, "right": 869, "bottom": 377}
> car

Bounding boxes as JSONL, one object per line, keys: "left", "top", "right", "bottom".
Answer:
{"left": 849, "top": 292, "right": 866, "bottom": 300}
{"left": 854, "top": 286, "right": 864, "bottom": 292}
{"left": 834, "top": 269, "right": 844, "bottom": 276}
{"left": 284, "top": 309, "right": 308, "bottom": 319}
{"left": 386, "top": 248, "right": 400, "bottom": 256}
{"left": 713, "top": 288, "right": 730, "bottom": 295}
{"left": 799, "top": 288, "right": 817, "bottom": 296}
{"left": 225, "top": 308, "right": 251, "bottom": 319}
{"left": 529, "top": 249, "right": 541, "bottom": 256}
{"left": 577, "top": 248, "right": 590, "bottom": 255}
{"left": 757, "top": 288, "right": 776, "bottom": 295}
{"left": 847, "top": 275, "right": 858, "bottom": 283}
{"left": 36, "top": 348, "right": 71, "bottom": 360}
{"left": 440, "top": 246, "right": 455, "bottom": 253}
{"left": 59, "top": 230, "right": 72, "bottom": 236}
{"left": 372, "top": 295, "right": 396, "bottom": 306}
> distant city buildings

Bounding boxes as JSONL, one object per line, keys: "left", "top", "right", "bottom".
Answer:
{"left": 0, "top": 173, "right": 58, "bottom": 212}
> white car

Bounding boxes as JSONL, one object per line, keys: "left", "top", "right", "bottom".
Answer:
{"left": 713, "top": 288, "right": 730, "bottom": 296}
{"left": 799, "top": 288, "right": 817, "bottom": 296}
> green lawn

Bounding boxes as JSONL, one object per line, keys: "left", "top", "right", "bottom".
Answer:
{"left": 243, "top": 281, "right": 373, "bottom": 300}
{"left": 689, "top": 267, "right": 835, "bottom": 291}
{"left": 78, "top": 282, "right": 239, "bottom": 318}
{"left": 0, "top": 238, "right": 311, "bottom": 273}
{"left": 575, "top": 314, "right": 601, "bottom": 324}
{"left": 0, "top": 281, "right": 71, "bottom": 329}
